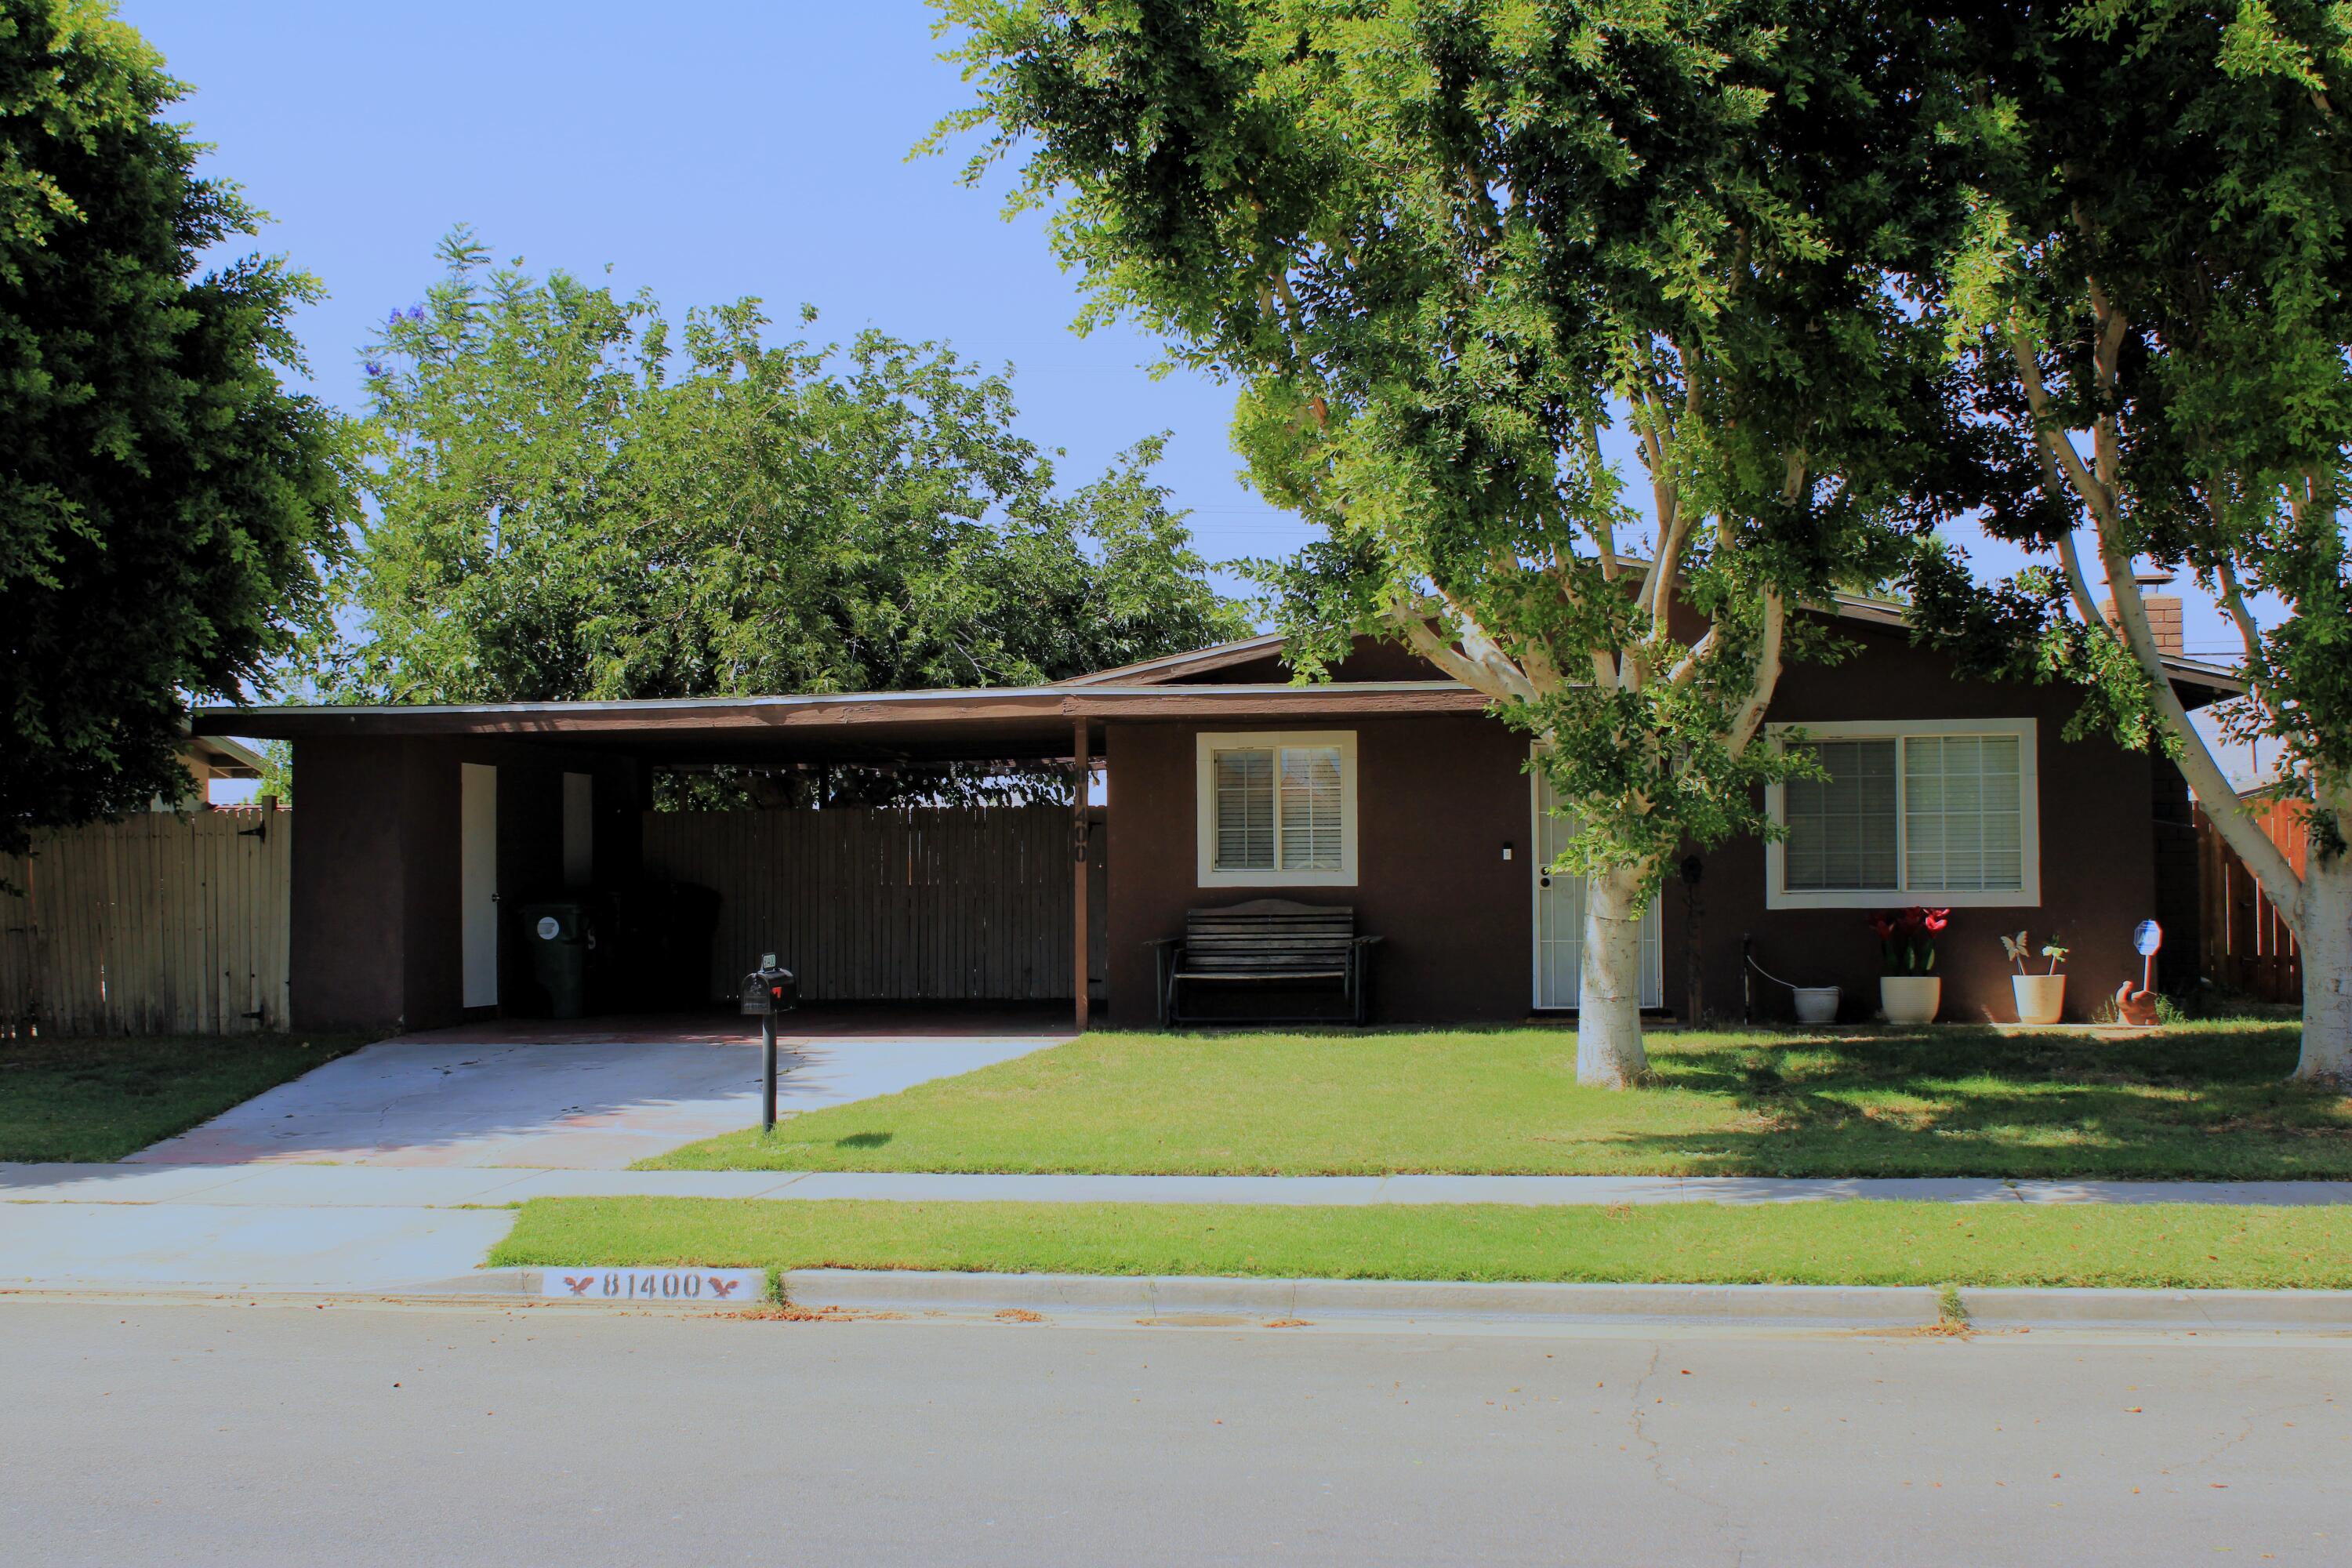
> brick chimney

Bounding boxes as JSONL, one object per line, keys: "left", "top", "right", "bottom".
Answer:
{"left": 2103, "top": 568, "right": 2185, "bottom": 657}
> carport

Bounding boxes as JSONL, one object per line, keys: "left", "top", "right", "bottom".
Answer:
{"left": 195, "top": 680, "right": 1475, "bottom": 1036}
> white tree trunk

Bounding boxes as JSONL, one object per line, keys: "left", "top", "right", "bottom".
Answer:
{"left": 2298, "top": 838, "right": 2352, "bottom": 1085}
{"left": 1576, "top": 864, "right": 1650, "bottom": 1087}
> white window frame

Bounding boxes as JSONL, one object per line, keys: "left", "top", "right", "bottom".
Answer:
{"left": 1195, "top": 730, "right": 1359, "bottom": 888}
{"left": 1763, "top": 717, "right": 2041, "bottom": 910}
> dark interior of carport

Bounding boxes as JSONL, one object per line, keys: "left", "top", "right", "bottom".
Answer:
{"left": 202, "top": 691, "right": 1109, "bottom": 1036}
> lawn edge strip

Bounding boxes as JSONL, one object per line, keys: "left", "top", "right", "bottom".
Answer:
{"left": 486, "top": 1195, "right": 2352, "bottom": 1293}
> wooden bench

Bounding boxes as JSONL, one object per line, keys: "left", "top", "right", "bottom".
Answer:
{"left": 1149, "top": 899, "right": 1383, "bottom": 1025}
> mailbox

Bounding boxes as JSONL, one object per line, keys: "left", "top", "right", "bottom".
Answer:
{"left": 742, "top": 952, "right": 797, "bottom": 1134}
{"left": 741, "top": 960, "right": 797, "bottom": 1017}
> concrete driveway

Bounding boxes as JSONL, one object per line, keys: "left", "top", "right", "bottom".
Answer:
{"left": 129, "top": 1009, "right": 1070, "bottom": 1170}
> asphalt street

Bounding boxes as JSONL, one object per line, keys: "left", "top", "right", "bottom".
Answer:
{"left": 5, "top": 1301, "right": 2345, "bottom": 1566}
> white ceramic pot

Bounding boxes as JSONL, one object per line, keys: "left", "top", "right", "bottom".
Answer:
{"left": 1792, "top": 986, "right": 1841, "bottom": 1025}
{"left": 1879, "top": 975, "right": 1942, "bottom": 1025}
{"left": 2012, "top": 974, "right": 2066, "bottom": 1026}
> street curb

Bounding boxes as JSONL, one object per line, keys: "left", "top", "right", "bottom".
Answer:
{"left": 779, "top": 1270, "right": 1942, "bottom": 1326}
{"left": 9, "top": 1270, "right": 2351, "bottom": 1333}
{"left": 1958, "top": 1287, "right": 2352, "bottom": 1331}
{"left": 778, "top": 1271, "right": 2352, "bottom": 1333}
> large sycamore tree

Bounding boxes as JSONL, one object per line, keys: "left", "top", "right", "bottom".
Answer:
{"left": 1909, "top": 1, "right": 2352, "bottom": 1080}
{"left": 935, "top": 0, "right": 1973, "bottom": 1081}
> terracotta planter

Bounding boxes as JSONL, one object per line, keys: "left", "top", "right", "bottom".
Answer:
{"left": 1879, "top": 975, "right": 1941, "bottom": 1025}
{"left": 2012, "top": 974, "right": 2067, "bottom": 1026}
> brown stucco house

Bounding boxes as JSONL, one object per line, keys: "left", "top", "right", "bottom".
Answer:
{"left": 197, "top": 590, "right": 2236, "bottom": 1034}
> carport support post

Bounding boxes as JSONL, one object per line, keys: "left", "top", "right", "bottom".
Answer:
{"left": 1073, "top": 720, "right": 1090, "bottom": 1033}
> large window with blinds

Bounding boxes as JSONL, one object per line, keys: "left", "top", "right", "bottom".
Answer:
{"left": 1195, "top": 731, "right": 1359, "bottom": 887}
{"left": 1764, "top": 718, "right": 2040, "bottom": 909}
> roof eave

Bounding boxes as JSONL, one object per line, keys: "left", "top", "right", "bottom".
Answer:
{"left": 191, "top": 680, "right": 1490, "bottom": 742}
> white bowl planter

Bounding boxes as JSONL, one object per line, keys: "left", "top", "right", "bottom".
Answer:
{"left": 1879, "top": 975, "right": 1941, "bottom": 1025}
{"left": 1792, "top": 986, "right": 1841, "bottom": 1024}
{"left": 2012, "top": 975, "right": 2067, "bottom": 1026}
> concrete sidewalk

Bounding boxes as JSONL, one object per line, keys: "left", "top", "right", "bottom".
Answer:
{"left": 4, "top": 1163, "right": 2347, "bottom": 1298}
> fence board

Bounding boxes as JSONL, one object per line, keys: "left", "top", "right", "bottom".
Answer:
{"left": 641, "top": 805, "right": 1074, "bottom": 1004}
{"left": 0, "top": 810, "right": 292, "bottom": 1036}
{"left": 2194, "top": 797, "right": 2306, "bottom": 1004}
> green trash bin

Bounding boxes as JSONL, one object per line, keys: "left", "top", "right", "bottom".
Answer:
{"left": 516, "top": 898, "right": 601, "bottom": 1018}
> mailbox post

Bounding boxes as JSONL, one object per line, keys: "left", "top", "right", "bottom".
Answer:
{"left": 741, "top": 953, "right": 799, "bottom": 1132}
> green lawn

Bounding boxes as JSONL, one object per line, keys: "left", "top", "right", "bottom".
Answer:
{"left": 0, "top": 1031, "right": 374, "bottom": 1162}
{"left": 490, "top": 1195, "right": 2352, "bottom": 1291}
{"left": 646, "top": 1020, "right": 2352, "bottom": 1180}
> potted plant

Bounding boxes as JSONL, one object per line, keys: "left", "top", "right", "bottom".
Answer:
{"left": 2000, "top": 931, "right": 2069, "bottom": 1025}
{"left": 1869, "top": 907, "right": 1948, "bottom": 1024}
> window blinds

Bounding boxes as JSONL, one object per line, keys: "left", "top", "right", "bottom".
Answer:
{"left": 1904, "top": 734, "right": 2022, "bottom": 892}
{"left": 1783, "top": 739, "right": 1898, "bottom": 891}
{"left": 1277, "top": 746, "right": 1345, "bottom": 871}
{"left": 1213, "top": 749, "right": 1276, "bottom": 870}
{"left": 1782, "top": 733, "right": 2023, "bottom": 895}
{"left": 1212, "top": 744, "right": 1345, "bottom": 873}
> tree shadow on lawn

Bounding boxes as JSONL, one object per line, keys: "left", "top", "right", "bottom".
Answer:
{"left": 1619, "top": 1024, "right": 2352, "bottom": 1179}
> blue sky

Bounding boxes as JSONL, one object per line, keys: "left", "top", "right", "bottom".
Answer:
{"left": 130, "top": 1, "right": 1297, "bottom": 564}
{"left": 135, "top": 0, "right": 2267, "bottom": 780}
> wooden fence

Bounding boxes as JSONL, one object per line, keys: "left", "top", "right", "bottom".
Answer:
{"left": 641, "top": 805, "right": 1087, "bottom": 1004}
{"left": 0, "top": 809, "right": 292, "bottom": 1036}
{"left": 2195, "top": 796, "right": 2306, "bottom": 1003}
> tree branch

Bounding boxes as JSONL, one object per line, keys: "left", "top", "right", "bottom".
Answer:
{"left": 2008, "top": 331, "right": 2115, "bottom": 529}
{"left": 1668, "top": 627, "right": 1717, "bottom": 687}
{"left": 2053, "top": 528, "right": 2108, "bottom": 630}
{"left": 1392, "top": 606, "right": 1518, "bottom": 702}
{"left": 2104, "top": 543, "right": 2307, "bottom": 931}
{"left": 2213, "top": 555, "right": 2271, "bottom": 687}
{"left": 1725, "top": 590, "right": 1785, "bottom": 754}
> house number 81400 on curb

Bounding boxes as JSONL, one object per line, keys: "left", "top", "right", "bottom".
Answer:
{"left": 541, "top": 1268, "right": 764, "bottom": 1301}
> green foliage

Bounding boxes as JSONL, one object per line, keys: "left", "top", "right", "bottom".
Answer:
{"left": 325, "top": 232, "right": 1247, "bottom": 733}
{"left": 1908, "top": 1, "right": 2352, "bottom": 817}
{"left": 931, "top": 0, "right": 1980, "bottom": 887}
{"left": 0, "top": 0, "right": 350, "bottom": 855}
{"left": 252, "top": 738, "right": 292, "bottom": 807}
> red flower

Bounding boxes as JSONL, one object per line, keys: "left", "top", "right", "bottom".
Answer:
{"left": 1919, "top": 908, "right": 1951, "bottom": 934}
{"left": 1867, "top": 912, "right": 1899, "bottom": 940}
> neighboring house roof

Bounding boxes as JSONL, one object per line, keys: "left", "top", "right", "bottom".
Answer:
{"left": 179, "top": 732, "right": 270, "bottom": 781}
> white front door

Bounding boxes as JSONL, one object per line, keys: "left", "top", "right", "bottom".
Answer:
{"left": 1531, "top": 769, "right": 1663, "bottom": 1011}
{"left": 460, "top": 763, "right": 499, "bottom": 1009}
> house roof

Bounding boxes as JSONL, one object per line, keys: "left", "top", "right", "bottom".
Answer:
{"left": 193, "top": 586, "right": 2243, "bottom": 760}
{"left": 192, "top": 681, "right": 1489, "bottom": 764}
{"left": 1052, "top": 633, "right": 1289, "bottom": 686}
{"left": 1051, "top": 590, "right": 2248, "bottom": 699}
{"left": 1820, "top": 589, "right": 2244, "bottom": 697}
